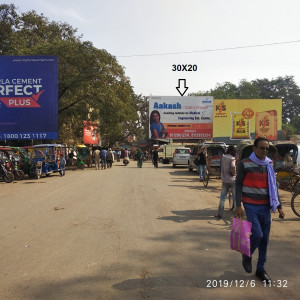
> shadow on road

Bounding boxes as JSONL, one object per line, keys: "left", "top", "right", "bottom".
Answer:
{"left": 157, "top": 208, "right": 235, "bottom": 225}
{"left": 12, "top": 226, "right": 299, "bottom": 299}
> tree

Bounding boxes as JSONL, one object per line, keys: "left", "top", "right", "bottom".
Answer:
{"left": 0, "top": 4, "right": 141, "bottom": 145}
{"left": 252, "top": 76, "right": 300, "bottom": 124}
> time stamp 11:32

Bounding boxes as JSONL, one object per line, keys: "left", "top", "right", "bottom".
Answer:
{"left": 206, "top": 279, "right": 288, "bottom": 288}
{"left": 264, "top": 280, "right": 288, "bottom": 288}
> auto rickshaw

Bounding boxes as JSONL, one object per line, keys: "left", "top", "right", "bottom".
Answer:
{"left": 236, "top": 140, "right": 297, "bottom": 190}
{"left": 24, "top": 146, "right": 49, "bottom": 179}
{"left": 33, "top": 144, "right": 67, "bottom": 176}
{"left": 65, "top": 146, "right": 85, "bottom": 169}
{"left": 273, "top": 141, "right": 299, "bottom": 192}
{"left": 9, "top": 146, "right": 32, "bottom": 177}
{"left": 236, "top": 140, "right": 277, "bottom": 163}
{"left": 76, "top": 144, "right": 91, "bottom": 168}
{"left": 202, "top": 143, "right": 227, "bottom": 187}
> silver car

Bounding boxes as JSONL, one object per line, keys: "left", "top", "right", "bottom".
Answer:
{"left": 173, "top": 147, "right": 191, "bottom": 168}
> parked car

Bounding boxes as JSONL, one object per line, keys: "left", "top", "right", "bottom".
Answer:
{"left": 172, "top": 147, "right": 191, "bottom": 168}
{"left": 158, "top": 143, "right": 187, "bottom": 164}
{"left": 188, "top": 142, "right": 227, "bottom": 172}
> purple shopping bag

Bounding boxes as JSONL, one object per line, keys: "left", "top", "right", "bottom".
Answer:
{"left": 230, "top": 217, "right": 252, "bottom": 257}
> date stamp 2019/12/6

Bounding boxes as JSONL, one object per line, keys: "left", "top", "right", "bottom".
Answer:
{"left": 206, "top": 279, "right": 288, "bottom": 288}
{"left": 206, "top": 280, "right": 256, "bottom": 288}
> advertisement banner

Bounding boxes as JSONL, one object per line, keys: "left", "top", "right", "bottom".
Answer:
{"left": 213, "top": 99, "right": 282, "bottom": 143}
{"left": 0, "top": 56, "right": 58, "bottom": 140}
{"left": 149, "top": 96, "right": 213, "bottom": 139}
{"left": 83, "top": 121, "right": 99, "bottom": 144}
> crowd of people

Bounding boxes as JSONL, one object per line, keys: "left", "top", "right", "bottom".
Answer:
{"left": 88, "top": 147, "right": 154, "bottom": 169}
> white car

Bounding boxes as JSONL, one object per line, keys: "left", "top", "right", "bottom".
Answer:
{"left": 173, "top": 147, "right": 191, "bottom": 168}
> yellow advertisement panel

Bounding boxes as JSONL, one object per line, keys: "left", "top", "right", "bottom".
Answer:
{"left": 213, "top": 99, "right": 282, "bottom": 143}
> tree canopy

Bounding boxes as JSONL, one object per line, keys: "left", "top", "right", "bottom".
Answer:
{"left": 0, "top": 4, "right": 145, "bottom": 145}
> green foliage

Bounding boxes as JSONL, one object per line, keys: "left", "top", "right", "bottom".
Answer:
{"left": 0, "top": 4, "right": 142, "bottom": 145}
{"left": 282, "top": 123, "right": 297, "bottom": 140}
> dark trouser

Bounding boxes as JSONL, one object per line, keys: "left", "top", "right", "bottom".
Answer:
{"left": 243, "top": 203, "right": 271, "bottom": 272}
{"left": 137, "top": 159, "right": 143, "bottom": 168}
{"left": 59, "top": 167, "right": 65, "bottom": 176}
{"left": 217, "top": 182, "right": 236, "bottom": 216}
{"left": 101, "top": 157, "right": 106, "bottom": 169}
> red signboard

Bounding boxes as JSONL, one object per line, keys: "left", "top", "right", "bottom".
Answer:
{"left": 83, "top": 121, "right": 99, "bottom": 144}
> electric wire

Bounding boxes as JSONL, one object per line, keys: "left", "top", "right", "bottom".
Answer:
{"left": 117, "top": 39, "right": 300, "bottom": 58}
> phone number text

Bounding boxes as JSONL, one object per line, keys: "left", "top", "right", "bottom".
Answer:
{"left": 0, "top": 133, "right": 48, "bottom": 139}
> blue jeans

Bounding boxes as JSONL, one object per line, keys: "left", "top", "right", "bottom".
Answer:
{"left": 243, "top": 203, "right": 271, "bottom": 272}
{"left": 101, "top": 157, "right": 107, "bottom": 169}
{"left": 217, "top": 182, "right": 236, "bottom": 216}
{"left": 198, "top": 164, "right": 206, "bottom": 180}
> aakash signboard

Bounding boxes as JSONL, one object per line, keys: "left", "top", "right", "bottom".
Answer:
{"left": 149, "top": 96, "right": 213, "bottom": 139}
{"left": 0, "top": 56, "right": 58, "bottom": 140}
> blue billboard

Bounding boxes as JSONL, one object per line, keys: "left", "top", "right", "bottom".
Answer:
{"left": 0, "top": 56, "right": 58, "bottom": 140}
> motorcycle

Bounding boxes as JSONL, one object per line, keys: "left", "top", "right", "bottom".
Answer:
{"left": 0, "top": 147, "right": 25, "bottom": 180}
{"left": 10, "top": 160, "right": 25, "bottom": 180}
{"left": 123, "top": 157, "right": 129, "bottom": 165}
{"left": 0, "top": 159, "right": 14, "bottom": 183}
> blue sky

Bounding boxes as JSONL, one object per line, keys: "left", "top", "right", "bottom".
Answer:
{"left": 4, "top": 0, "right": 300, "bottom": 96}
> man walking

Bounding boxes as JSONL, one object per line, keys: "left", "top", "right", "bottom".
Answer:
{"left": 100, "top": 147, "right": 107, "bottom": 170}
{"left": 152, "top": 148, "right": 158, "bottom": 168}
{"left": 106, "top": 148, "right": 114, "bottom": 168}
{"left": 215, "top": 145, "right": 236, "bottom": 219}
{"left": 236, "top": 137, "right": 285, "bottom": 283}
{"left": 93, "top": 148, "right": 101, "bottom": 170}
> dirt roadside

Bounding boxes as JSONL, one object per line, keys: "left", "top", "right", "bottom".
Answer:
{"left": 0, "top": 162, "right": 299, "bottom": 300}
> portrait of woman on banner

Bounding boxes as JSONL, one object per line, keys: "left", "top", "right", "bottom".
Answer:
{"left": 150, "top": 110, "right": 168, "bottom": 139}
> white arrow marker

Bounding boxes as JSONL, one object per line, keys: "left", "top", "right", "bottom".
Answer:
{"left": 176, "top": 79, "right": 189, "bottom": 96}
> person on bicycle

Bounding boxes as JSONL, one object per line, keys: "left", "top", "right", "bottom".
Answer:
{"left": 197, "top": 146, "right": 206, "bottom": 181}
{"left": 215, "top": 145, "right": 237, "bottom": 219}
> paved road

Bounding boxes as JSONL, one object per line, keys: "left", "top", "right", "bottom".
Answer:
{"left": 0, "top": 161, "right": 299, "bottom": 300}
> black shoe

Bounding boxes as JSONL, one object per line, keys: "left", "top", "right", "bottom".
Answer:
{"left": 242, "top": 254, "right": 252, "bottom": 273}
{"left": 214, "top": 215, "right": 222, "bottom": 220}
{"left": 255, "top": 270, "right": 271, "bottom": 283}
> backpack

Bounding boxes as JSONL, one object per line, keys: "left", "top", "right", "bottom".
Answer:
{"left": 194, "top": 156, "right": 200, "bottom": 165}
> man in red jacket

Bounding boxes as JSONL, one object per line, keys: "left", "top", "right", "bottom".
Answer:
{"left": 236, "top": 137, "right": 285, "bottom": 283}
